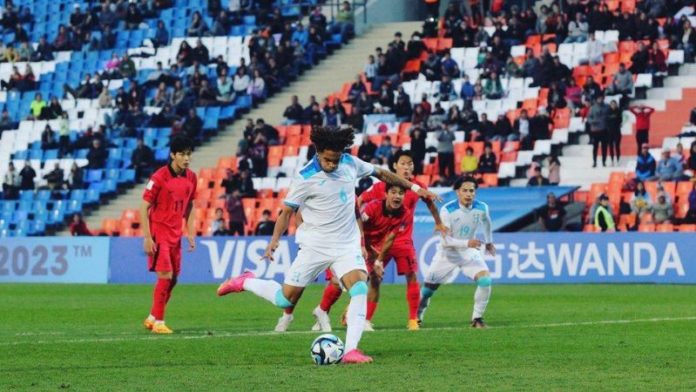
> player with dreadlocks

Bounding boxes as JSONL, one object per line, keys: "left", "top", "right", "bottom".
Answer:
{"left": 217, "top": 125, "right": 440, "bottom": 364}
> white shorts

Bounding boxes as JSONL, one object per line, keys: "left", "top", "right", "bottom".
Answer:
{"left": 424, "top": 248, "right": 489, "bottom": 284}
{"left": 284, "top": 246, "right": 367, "bottom": 287}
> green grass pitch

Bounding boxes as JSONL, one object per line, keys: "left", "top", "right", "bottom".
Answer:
{"left": 1, "top": 284, "right": 695, "bottom": 391}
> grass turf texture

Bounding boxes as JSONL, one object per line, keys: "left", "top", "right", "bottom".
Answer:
{"left": 1, "top": 284, "right": 695, "bottom": 391}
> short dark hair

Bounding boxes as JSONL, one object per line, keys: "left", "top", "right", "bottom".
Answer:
{"left": 390, "top": 149, "right": 413, "bottom": 172}
{"left": 170, "top": 135, "right": 194, "bottom": 154}
{"left": 386, "top": 183, "right": 406, "bottom": 193}
{"left": 262, "top": 209, "right": 271, "bottom": 215}
{"left": 453, "top": 175, "right": 478, "bottom": 190}
{"left": 310, "top": 126, "right": 354, "bottom": 152}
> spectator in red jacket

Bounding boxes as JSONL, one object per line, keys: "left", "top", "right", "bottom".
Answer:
{"left": 69, "top": 213, "right": 92, "bottom": 236}
{"left": 629, "top": 105, "right": 655, "bottom": 153}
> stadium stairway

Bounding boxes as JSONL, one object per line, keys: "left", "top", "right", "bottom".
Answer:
{"left": 61, "top": 21, "right": 422, "bottom": 236}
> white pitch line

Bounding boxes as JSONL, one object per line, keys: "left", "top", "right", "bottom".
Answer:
{"left": 1, "top": 316, "right": 695, "bottom": 347}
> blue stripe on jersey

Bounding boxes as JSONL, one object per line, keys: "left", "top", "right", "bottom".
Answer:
{"left": 340, "top": 153, "right": 353, "bottom": 164}
{"left": 283, "top": 200, "right": 300, "bottom": 210}
{"left": 445, "top": 200, "right": 460, "bottom": 213}
{"left": 472, "top": 200, "right": 487, "bottom": 213}
{"left": 300, "top": 158, "right": 322, "bottom": 179}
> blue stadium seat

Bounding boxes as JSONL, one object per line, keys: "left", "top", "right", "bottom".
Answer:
{"left": 19, "top": 190, "right": 34, "bottom": 202}
{"left": 12, "top": 210, "right": 29, "bottom": 224}
{"left": 103, "top": 180, "right": 118, "bottom": 194}
{"left": 47, "top": 209, "right": 65, "bottom": 226}
{"left": 2, "top": 201, "right": 16, "bottom": 213}
{"left": 105, "top": 169, "right": 120, "bottom": 181}
{"left": 86, "top": 169, "right": 104, "bottom": 183}
{"left": 155, "top": 148, "right": 169, "bottom": 161}
{"left": 32, "top": 220, "right": 46, "bottom": 235}
{"left": 36, "top": 190, "right": 51, "bottom": 202}
{"left": 66, "top": 199, "right": 83, "bottom": 215}
{"left": 220, "top": 105, "right": 237, "bottom": 120}
{"left": 33, "top": 210, "right": 48, "bottom": 224}
{"left": 13, "top": 150, "right": 28, "bottom": 160}
{"left": 84, "top": 189, "right": 100, "bottom": 205}
{"left": 119, "top": 169, "right": 136, "bottom": 184}
{"left": 70, "top": 189, "right": 85, "bottom": 202}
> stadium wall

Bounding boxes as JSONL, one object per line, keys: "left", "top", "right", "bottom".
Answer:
{"left": 0, "top": 234, "right": 692, "bottom": 284}
{"left": 354, "top": 0, "right": 425, "bottom": 34}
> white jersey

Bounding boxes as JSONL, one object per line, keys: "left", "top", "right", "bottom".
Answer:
{"left": 284, "top": 153, "right": 376, "bottom": 252}
{"left": 437, "top": 199, "right": 493, "bottom": 261}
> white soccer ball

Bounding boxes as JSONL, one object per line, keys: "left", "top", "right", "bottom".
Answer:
{"left": 310, "top": 334, "right": 345, "bottom": 365}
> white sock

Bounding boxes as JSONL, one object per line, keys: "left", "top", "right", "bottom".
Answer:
{"left": 344, "top": 292, "right": 367, "bottom": 352}
{"left": 472, "top": 285, "right": 491, "bottom": 319}
{"left": 147, "top": 315, "right": 155, "bottom": 322}
{"left": 243, "top": 278, "right": 282, "bottom": 305}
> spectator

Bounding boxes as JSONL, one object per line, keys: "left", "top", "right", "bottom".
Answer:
{"left": 527, "top": 167, "right": 550, "bottom": 186}
{"left": 151, "top": 82, "right": 172, "bottom": 107}
{"left": 32, "top": 35, "right": 54, "bottom": 61}
{"left": 547, "top": 155, "right": 561, "bottom": 185}
{"left": 69, "top": 213, "right": 92, "bottom": 236}
{"left": 631, "top": 180, "right": 652, "bottom": 216}
{"left": 40, "top": 124, "right": 57, "bottom": 150}
{"left": 491, "top": 113, "right": 513, "bottom": 141}
{"left": 636, "top": 144, "right": 657, "bottom": 181}
{"left": 478, "top": 143, "right": 497, "bottom": 174}
{"left": 347, "top": 74, "right": 366, "bottom": 103}
{"left": 43, "top": 163, "right": 64, "bottom": 191}
{"left": 131, "top": 138, "right": 154, "bottom": 181}
{"left": 0, "top": 109, "right": 16, "bottom": 132}
{"left": 483, "top": 71, "right": 504, "bottom": 99}
{"left": 538, "top": 193, "right": 566, "bottom": 231}
{"left": 67, "top": 162, "right": 84, "bottom": 190}
{"left": 529, "top": 107, "right": 552, "bottom": 149}
{"left": 254, "top": 119, "right": 279, "bottom": 145}
{"left": 210, "top": 208, "right": 227, "bottom": 236}
{"left": 374, "top": 136, "right": 394, "bottom": 165}
{"left": 587, "top": 95, "right": 609, "bottom": 167}
{"left": 118, "top": 54, "right": 137, "bottom": 80}
{"left": 249, "top": 132, "right": 269, "bottom": 177}
{"left": 176, "top": 40, "right": 193, "bottom": 67}
{"left": 247, "top": 69, "right": 266, "bottom": 100}
{"left": 652, "top": 194, "right": 673, "bottom": 224}
{"left": 629, "top": 105, "right": 655, "bottom": 153}
{"left": 28, "top": 93, "right": 46, "bottom": 120}
{"left": 225, "top": 190, "right": 246, "bottom": 236}
{"left": 607, "top": 63, "right": 634, "bottom": 100}
{"left": 216, "top": 68, "right": 234, "bottom": 103}
{"left": 682, "top": 183, "right": 696, "bottom": 224}
{"left": 16, "top": 40, "right": 33, "bottom": 62}
{"left": 646, "top": 41, "right": 667, "bottom": 74}
{"left": 255, "top": 209, "right": 276, "bottom": 236}
{"left": 154, "top": 20, "right": 170, "bottom": 47}
{"left": 686, "top": 141, "right": 696, "bottom": 176}
{"left": 282, "top": 95, "right": 303, "bottom": 125}
{"left": 364, "top": 55, "right": 377, "bottom": 82}
{"left": 436, "top": 126, "right": 456, "bottom": 180}
{"left": 198, "top": 79, "right": 219, "bottom": 106}
{"left": 606, "top": 100, "right": 623, "bottom": 164}
{"left": 18, "top": 161, "right": 36, "bottom": 191}
{"left": 460, "top": 146, "right": 478, "bottom": 174}
{"left": 332, "top": 1, "right": 355, "bottom": 40}
{"left": 192, "top": 38, "right": 210, "bottom": 64}
{"left": 2, "top": 162, "right": 20, "bottom": 199}
{"left": 513, "top": 109, "right": 531, "bottom": 145}
{"left": 87, "top": 139, "right": 108, "bottom": 169}
{"left": 690, "top": 107, "right": 696, "bottom": 126}
{"left": 99, "top": 25, "right": 116, "bottom": 50}
{"left": 233, "top": 67, "right": 250, "bottom": 96}
{"left": 594, "top": 194, "right": 616, "bottom": 232}
{"left": 357, "top": 135, "right": 377, "bottom": 163}
{"left": 221, "top": 169, "right": 256, "bottom": 198}
{"left": 125, "top": 2, "right": 144, "bottom": 30}
{"left": 187, "top": 11, "right": 209, "bottom": 36}
{"left": 655, "top": 149, "right": 683, "bottom": 181}
{"left": 565, "top": 12, "right": 588, "bottom": 43}
{"left": 182, "top": 108, "right": 203, "bottom": 142}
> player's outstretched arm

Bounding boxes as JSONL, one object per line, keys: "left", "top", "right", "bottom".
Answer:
{"left": 374, "top": 167, "right": 442, "bottom": 202}
{"left": 141, "top": 200, "right": 155, "bottom": 255}
{"left": 263, "top": 205, "right": 293, "bottom": 262}
{"left": 425, "top": 199, "right": 448, "bottom": 235}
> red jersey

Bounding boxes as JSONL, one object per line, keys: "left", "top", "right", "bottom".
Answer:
{"left": 359, "top": 178, "right": 427, "bottom": 247}
{"left": 630, "top": 106, "right": 655, "bottom": 130}
{"left": 360, "top": 199, "right": 411, "bottom": 250}
{"left": 143, "top": 165, "right": 197, "bottom": 244}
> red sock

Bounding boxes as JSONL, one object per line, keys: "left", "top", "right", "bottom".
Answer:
{"left": 366, "top": 300, "right": 378, "bottom": 321}
{"left": 284, "top": 306, "right": 294, "bottom": 315}
{"left": 164, "top": 279, "right": 177, "bottom": 304}
{"left": 319, "top": 284, "right": 343, "bottom": 312}
{"left": 150, "top": 278, "right": 170, "bottom": 320}
{"left": 406, "top": 281, "right": 420, "bottom": 320}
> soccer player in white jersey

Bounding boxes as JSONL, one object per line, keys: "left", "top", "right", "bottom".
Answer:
{"left": 418, "top": 176, "right": 495, "bottom": 329}
{"left": 217, "top": 126, "right": 440, "bottom": 364}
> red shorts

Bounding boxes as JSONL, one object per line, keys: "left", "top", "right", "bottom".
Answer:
{"left": 148, "top": 240, "right": 182, "bottom": 276}
{"left": 376, "top": 245, "right": 417, "bottom": 276}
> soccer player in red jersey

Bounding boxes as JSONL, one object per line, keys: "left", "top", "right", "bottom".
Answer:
{"left": 141, "top": 136, "right": 197, "bottom": 334}
{"left": 310, "top": 150, "right": 447, "bottom": 331}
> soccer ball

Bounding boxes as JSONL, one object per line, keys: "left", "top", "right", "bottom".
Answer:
{"left": 310, "top": 334, "right": 345, "bottom": 365}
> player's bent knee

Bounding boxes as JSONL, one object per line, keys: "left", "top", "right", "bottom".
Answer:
{"left": 274, "top": 290, "right": 294, "bottom": 309}
{"left": 421, "top": 286, "right": 436, "bottom": 298}
{"left": 477, "top": 276, "right": 492, "bottom": 287}
{"left": 348, "top": 281, "right": 368, "bottom": 297}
